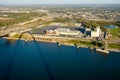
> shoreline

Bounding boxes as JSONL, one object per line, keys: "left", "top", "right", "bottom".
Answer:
{"left": 61, "top": 42, "right": 120, "bottom": 52}
{"left": 3, "top": 37, "right": 120, "bottom": 53}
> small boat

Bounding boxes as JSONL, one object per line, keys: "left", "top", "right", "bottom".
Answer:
{"left": 96, "top": 48, "right": 109, "bottom": 54}
{"left": 74, "top": 44, "right": 80, "bottom": 48}
{"left": 57, "top": 42, "right": 62, "bottom": 47}
{"left": 25, "top": 39, "right": 28, "bottom": 42}
{"left": 76, "top": 45, "right": 80, "bottom": 48}
{"left": 58, "top": 43, "right": 62, "bottom": 46}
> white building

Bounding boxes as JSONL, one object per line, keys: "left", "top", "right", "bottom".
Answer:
{"left": 46, "top": 28, "right": 80, "bottom": 36}
{"left": 91, "top": 27, "right": 101, "bottom": 37}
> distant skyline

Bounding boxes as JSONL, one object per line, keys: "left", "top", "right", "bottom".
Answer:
{"left": 0, "top": 0, "right": 120, "bottom": 5}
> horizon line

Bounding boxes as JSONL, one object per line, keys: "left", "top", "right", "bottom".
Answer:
{"left": 0, "top": 3, "right": 120, "bottom": 6}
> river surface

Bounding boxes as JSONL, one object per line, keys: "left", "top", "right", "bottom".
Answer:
{"left": 0, "top": 39, "right": 120, "bottom": 80}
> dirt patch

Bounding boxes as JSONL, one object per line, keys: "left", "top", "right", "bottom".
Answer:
{"left": 0, "top": 17, "right": 14, "bottom": 20}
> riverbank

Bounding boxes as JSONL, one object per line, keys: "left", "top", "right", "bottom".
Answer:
{"left": 3, "top": 37, "right": 120, "bottom": 53}
{"left": 62, "top": 42, "right": 120, "bottom": 52}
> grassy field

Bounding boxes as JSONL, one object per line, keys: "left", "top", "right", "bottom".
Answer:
{"left": 107, "top": 28, "right": 120, "bottom": 44}
{"left": 108, "top": 44, "right": 120, "bottom": 49}
{"left": 67, "top": 39, "right": 120, "bottom": 49}
{"left": 67, "top": 40, "right": 103, "bottom": 47}
{"left": 13, "top": 34, "right": 20, "bottom": 38}
{"left": 0, "top": 12, "right": 46, "bottom": 26}
{"left": 109, "top": 28, "right": 120, "bottom": 37}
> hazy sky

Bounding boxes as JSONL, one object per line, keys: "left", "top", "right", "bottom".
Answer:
{"left": 1, "top": 0, "right": 120, "bottom": 5}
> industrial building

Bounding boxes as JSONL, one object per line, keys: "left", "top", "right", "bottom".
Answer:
{"left": 91, "top": 27, "right": 101, "bottom": 37}
{"left": 85, "top": 27, "right": 101, "bottom": 37}
{"left": 46, "top": 28, "right": 81, "bottom": 36}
